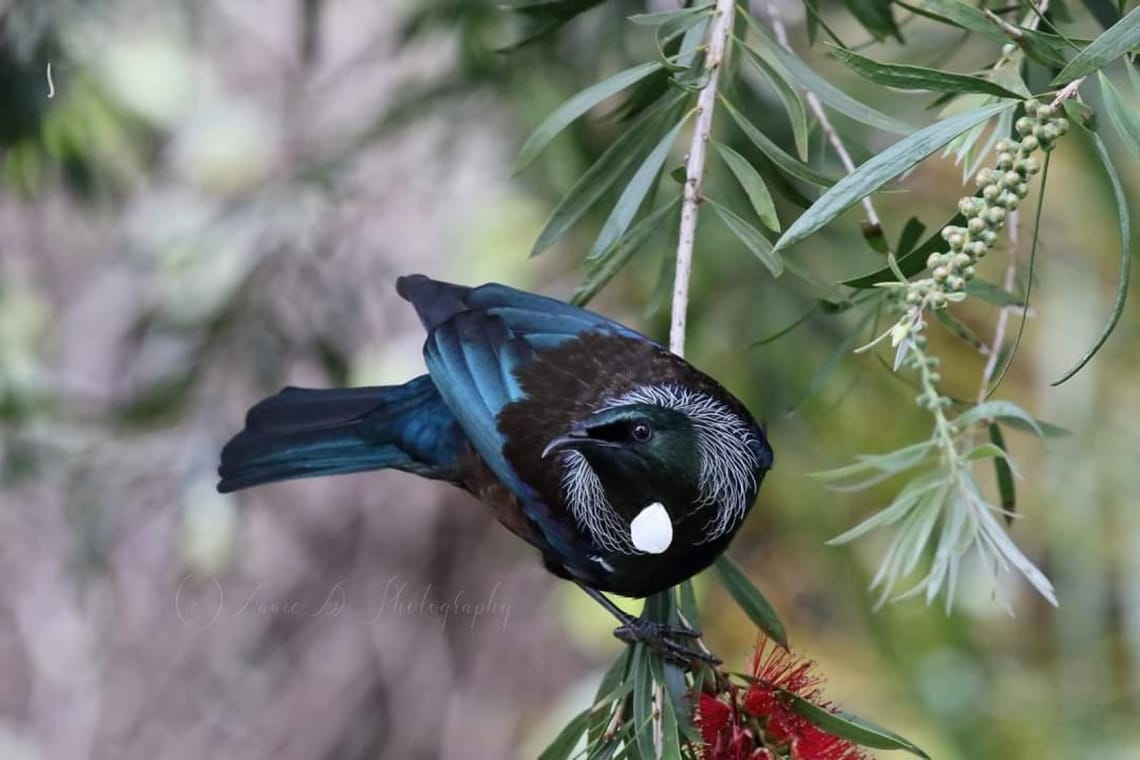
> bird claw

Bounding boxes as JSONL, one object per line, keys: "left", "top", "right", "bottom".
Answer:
{"left": 613, "top": 618, "right": 721, "bottom": 668}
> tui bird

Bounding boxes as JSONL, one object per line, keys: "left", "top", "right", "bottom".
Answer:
{"left": 218, "top": 275, "right": 773, "bottom": 660}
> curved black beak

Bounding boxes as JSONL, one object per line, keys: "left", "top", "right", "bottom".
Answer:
{"left": 541, "top": 424, "right": 616, "bottom": 459}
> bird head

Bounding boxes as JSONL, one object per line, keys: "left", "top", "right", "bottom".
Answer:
{"left": 542, "top": 402, "right": 703, "bottom": 501}
{"left": 541, "top": 385, "right": 768, "bottom": 556}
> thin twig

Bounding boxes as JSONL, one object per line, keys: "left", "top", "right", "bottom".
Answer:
{"left": 670, "top": 0, "right": 736, "bottom": 356}
{"left": 978, "top": 211, "right": 1020, "bottom": 402}
{"left": 756, "top": 0, "right": 881, "bottom": 229}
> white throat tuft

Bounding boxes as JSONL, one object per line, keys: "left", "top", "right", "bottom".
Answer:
{"left": 630, "top": 502, "right": 672, "bottom": 554}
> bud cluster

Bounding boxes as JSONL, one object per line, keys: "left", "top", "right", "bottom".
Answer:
{"left": 878, "top": 99, "right": 1069, "bottom": 415}
{"left": 905, "top": 100, "right": 1068, "bottom": 312}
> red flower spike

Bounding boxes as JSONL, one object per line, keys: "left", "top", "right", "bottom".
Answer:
{"left": 697, "top": 693, "right": 732, "bottom": 747}
{"left": 695, "top": 637, "right": 870, "bottom": 760}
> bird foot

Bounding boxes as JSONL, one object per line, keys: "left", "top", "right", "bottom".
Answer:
{"left": 613, "top": 618, "right": 721, "bottom": 667}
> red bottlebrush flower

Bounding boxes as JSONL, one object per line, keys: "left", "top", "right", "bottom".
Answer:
{"left": 697, "top": 693, "right": 732, "bottom": 747}
{"left": 694, "top": 637, "right": 869, "bottom": 760}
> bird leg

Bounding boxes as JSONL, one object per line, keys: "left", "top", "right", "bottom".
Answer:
{"left": 576, "top": 583, "right": 721, "bottom": 667}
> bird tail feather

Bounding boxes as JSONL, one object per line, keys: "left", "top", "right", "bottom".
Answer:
{"left": 217, "top": 376, "right": 461, "bottom": 493}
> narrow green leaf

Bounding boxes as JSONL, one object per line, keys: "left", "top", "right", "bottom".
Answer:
{"left": 513, "top": 61, "right": 664, "bottom": 172}
{"left": 504, "top": 0, "right": 603, "bottom": 15}
{"left": 1099, "top": 71, "right": 1140, "bottom": 158}
{"left": 989, "top": 423, "right": 1016, "bottom": 524}
{"left": 631, "top": 646, "right": 656, "bottom": 760}
{"left": 911, "top": 0, "right": 1007, "bottom": 40}
{"left": 589, "top": 649, "right": 633, "bottom": 744}
{"left": 572, "top": 198, "right": 679, "bottom": 306}
{"left": 1064, "top": 97, "right": 1098, "bottom": 130}
{"left": 738, "top": 10, "right": 912, "bottom": 134}
{"left": 992, "top": 415, "right": 1071, "bottom": 438}
{"left": 953, "top": 400, "right": 1047, "bottom": 436}
{"left": 735, "top": 39, "right": 810, "bottom": 160}
{"left": 788, "top": 696, "right": 931, "bottom": 758}
{"left": 1051, "top": 128, "right": 1131, "bottom": 385}
{"left": 966, "top": 442, "right": 1010, "bottom": 461}
{"left": 589, "top": 113, "right": 690, "bottom": 260}
{"left": 629, "top": 3, "right": 712, "bottom": 26}
{"left": 708, "top": 199, "right": 785, "bottom": 276}
{"left": 714, "top": 142, "right": 781, "bottom": 231}
{"left": 843, "top": 205, "right": 971, "bottom": 287}
{"left": 713, "top": 555, "right": 788, "bottom": 648}
{"left": 676, "top": 580, "right": 700, "bottom": 631}
{"left": 773, "top": 103, "right": 1013, "bottom": 253}
{"left": 1053, "top": 5, "right": 1140, "bottom": 84}
{"left": 896, "top": 216, "right": 927, "bottom": 255}
{"left": 813, "top": 440, "right": 936, "bottom": 483}
{"left": 931, "top": 308, "right": 987, "bottom": 351}
{"left": 538, "top": 709, "right": 590, "bottom": 760}
{"left": 826, "top": 476, "right": 947, "bottom": 544}
{"left": 721, "top": 97, "right": 838, "bottom": 187}
{"left": 644, "top": 654, "right": 685, "bottom": 760}
{"left": 966, "top": 279, "right": 1024, "bottom": 306}
{"left": 787, "top": 307, "right": 876, "bottom": 412}
{"left": 752, "top": 304, "right": 818, "bottom": 346}
{"left": 531, "top": 94, "right": 684, "bottom": 257}
{"left": 844, "top": 0, "right": 902, "bottom": 41}
{"left": 830, "top": 46, "right": 1025, "bottom": 99}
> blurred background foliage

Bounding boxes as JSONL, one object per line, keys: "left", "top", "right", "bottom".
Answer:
{"left": 0, "top": 0, "right": 1137, "bottom": 758}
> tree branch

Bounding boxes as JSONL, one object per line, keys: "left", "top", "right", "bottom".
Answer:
{"left": 670, "top": 0, "right": 736, "bottom": 357}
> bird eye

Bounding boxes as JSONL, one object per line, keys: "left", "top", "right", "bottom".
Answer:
{"left": 631, "top": 422, "right": 652, "bottom": 442}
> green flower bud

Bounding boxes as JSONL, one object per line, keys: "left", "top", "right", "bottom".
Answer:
{"left": 1042, "top": 124, "right": 1059, "bottom": 142}
{"left": 959, "top": 197, "right": 982, "bottom": 216}
{"left": 969, "top": 241, "right": 988, "bottom": 258}
{"left": 995, "top": 138, "right": 1015, "bottom": 153}
{"left": 1015, "top": 116, "right": 1035, "bottom": 136}
{"left": 926, "top": 252, "right": 943, "bottom": 269}
{"left": 1015, "top": 183, "right": 1029, "bottom": 198}
{"left": 986, "top": 206, "right": 1007, "bottom": 225}
{"left": 967, "top": 217, "right": 987, "bottom": 236}
{"left": 996, "top": 152, "right": 1014, "bottom": 170}
{"left": 1002, "top": 170, "right": 1022, "bottom": 188}
{"left": 954, "top": 253, "right": 971, "bottom": 268}
{"left": 941, "top": 225, "right": 962, "bottom": 241}
{"left": 975, "top": 168, "right": 996, "bottom": 187}
{"left": 1023, "top": 156, "right": 1040, "bottom": 175}
{"left": 1036, "top": 104, "right": 1054, "bottom": 120}
{"left": 933, "top": 266, "right": 949, "bottom": 281}
{"left": 1054, "top": 118, "right": 1069, "bottom": 135}
{"left": 981, "top": 230, "right": 998, "bottom": 245}
{"left": 928, "top": 372, "right": 942, "bottom": 384}
{"left": 948, "top": 232, "right": 966, "bottom": 250}
{"left": 1025, "top": 99, "right": 1040, "bottom": 116}
{"left": 963, "top": 265, "right": 976, "bottom": 280}
{"left": 947, "top": 275, "right": 965, "bottom": 291}
{"left": 906, "top": 290, "right": 920, "bottom": 305}
{"left": 1020, "top": 135, "right": 1039, "bottom": 152}
{"left": 983, "top": 183, "right": 1000, "bottom": 202}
